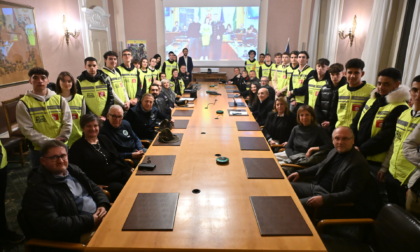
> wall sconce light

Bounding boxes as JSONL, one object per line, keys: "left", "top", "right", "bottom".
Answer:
{"left": 63, "top": 14, "right": 80, "bottom": 45}
{"left": 338, "top": 15, "right": 357, "bottom": 46}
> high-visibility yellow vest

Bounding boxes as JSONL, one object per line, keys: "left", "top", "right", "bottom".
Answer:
{"left": 139, "top": 69, "right": 152, "bottom": 93}
{"left": 20, "top": 95, "right": 63, "bottom": 150}
{"left": 389, "top": 109, "right": 420, "bottom": 184}
{"left": 164, "top": 60, "right": 178, "bottom": 80}
{"left": 170, "top": 78, "right": 185, "bottom": 95}
{"left": 260, "top": 63, "right": 273, "bottom": 79}
{"left": 78, "top": 79, "right": 108, "bottom": 117}
{"left": 102, "top": 68, "right": 128, "bottom": 103}
{"left": 336, "top": 83, "right": 375, "bottom": 127}
{"left": 291, "top": 66, "right": 313, "bottom": 103}
{"left": 357, "top": 97, "right": 408, "bottom": 162}
{"left": 67, "top": 94, "right": 84, "bottom": 147}
{"left": 149, "top": 68, "right": 159, "bottom": 83}
{"left": 307, "top": 77, "right": 328, "bottom": 108}
{"left": 245, "top": 59, "right": 257, "bottom": 73}
{"left": 0, "top": 140, "right": 7, "bottom": 169}
{"left": 117, "top": 66, "right": 138, "bottom": 99}
{"left": 275, "top": 65, "right": 289, "bottom": 91}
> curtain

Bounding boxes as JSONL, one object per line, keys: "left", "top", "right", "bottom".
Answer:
{"left": 307, "top": 0, "right": 321, "bottom": 67}
{"left": 361, "top": 0, "right": 394, "bottom": 84}
{"left": 401, "top": 0, "right": 420, "bottom": 86}
{"left": 321, "top": 0, "right": 343, "bottom": 63}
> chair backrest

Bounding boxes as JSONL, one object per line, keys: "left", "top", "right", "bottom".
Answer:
{"left": 2, "top": 95, "right": 23, "bottom": 136}
{"left": 373, "top": 203, "right": 420, "bottom": 252}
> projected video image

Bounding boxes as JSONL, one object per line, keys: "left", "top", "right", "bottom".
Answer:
{"left": 164, "top": 7, "right": 259, "bottom": 62}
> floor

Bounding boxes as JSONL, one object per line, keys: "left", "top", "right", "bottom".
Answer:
{"left": 1, "top": 152, "right": 30, "bottom": 252}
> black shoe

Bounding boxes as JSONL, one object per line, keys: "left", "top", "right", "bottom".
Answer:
{"left": 0, "top": 230, "right": 25, "bottom": 244}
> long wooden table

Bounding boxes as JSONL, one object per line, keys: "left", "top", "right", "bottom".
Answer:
{"left": 86, "top": 84, "right": 326, "bottom": 252}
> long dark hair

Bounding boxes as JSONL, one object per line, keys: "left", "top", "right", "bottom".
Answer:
{"left": 248, "top": 83, "right": 261, "bottom": 107}
{"left": 154, "top": 54, "right": 162, "bottom": 69}
{"left": 55, "top": 71, "right": 77, "bottom": 95}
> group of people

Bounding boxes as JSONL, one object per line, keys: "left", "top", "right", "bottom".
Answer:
{"left": 228, "top": 49, "right": 420, "bottom": 219}
{"left": 1, "top": 48, "right": 197, "bottom": 245}
{"left": 1, "top": 46, "right": 420, "bottom": 246}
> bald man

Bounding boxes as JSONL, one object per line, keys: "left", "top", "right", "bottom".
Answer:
{"left": 288, "top": 127, "right": 379, "bottom": 218}
{"left": 252, "top": 87, "right": 274, "bottom": 125}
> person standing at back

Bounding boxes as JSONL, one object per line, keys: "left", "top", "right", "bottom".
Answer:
{"left": 17, "top": 67, "right": 72, "bottom": 168}
{"left": 76, "top": 57, "right": 114, "bottom": 121}
{"left": 161, "top": 51, "right": 178, "bottom": 80}
{"left": 102, "top": 51, "right": 130, "bottom": 111}
{"left": 335, "top": 58, "right": 375, "bottom": 127}
{"left": 117, "top": 49, "right": 142, "bottom": 107}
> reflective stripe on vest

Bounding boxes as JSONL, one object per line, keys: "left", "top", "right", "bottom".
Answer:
{"left": 308, "top": 78, "right": 327, "bottom": 108}
{"left": 389, "top": 109, "right": 420, "bottom": 184}
{"left": 335, "top": 83, "right": 375, "bottom": 127}
{"left": 164, "top": 61, "right": 178, "bottom": 80}
{"left": 20, "top": 95, "right": 63, "bottom": 150}
{"left": 102, "top": 69, "right": 128, "bottom": 103}
{"left": 276, "top": 65, "right": 289, "bottom": 91}
{"left": 117, "top": 66, "right": 138, "bottom": 99}
{"left": 291, "top": 67, "right": 313, "bottom": 104}
{"left": 357, "top": 98, "right": 408, "bottom": 163}
{"left": 67, "top": 94, "right": 84, "bottom": 147}
{"left": 245, "top": 59, "right": 257, "bottom": 73}
{"left": 260, "top": 64, "right": 272, "bottom": 79}
{"left": 78, "top": 79, "right": 108, "bottom": 116}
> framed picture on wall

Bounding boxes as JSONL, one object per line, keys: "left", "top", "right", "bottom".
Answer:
{"left": 0, "top": 1, "right": 43, "bottom": 87}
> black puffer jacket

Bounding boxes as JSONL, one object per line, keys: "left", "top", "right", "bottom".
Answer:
{"left": 18, "top": 164, "right": 110, "bottom": 243}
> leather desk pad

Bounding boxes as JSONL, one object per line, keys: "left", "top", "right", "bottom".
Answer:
{"left": 243, "top": 158, "right": 284, "bottom": 179}
{"left": 236, "top": 121, "right": 261, "bottom": 131}
{"left": 136, "top": 155, "right": 176, "bottom": 175}
{"left": 174, "top": 120, "right": 189, "bottom": 129}
{"left": 153, "top": 133, "right": 183, "bottom": 146}
{"left": 173, "top": 110, "right": 193, "bottom": 117}
{"left": 239, "top": 137, "right": 270, "bottom": 151}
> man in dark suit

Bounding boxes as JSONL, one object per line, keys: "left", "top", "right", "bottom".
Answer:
{"left": 288, "top": 126, "right": 380, "bottom": 218}
{"left": 178, "top": 48, "right": 193, "bottom": 78}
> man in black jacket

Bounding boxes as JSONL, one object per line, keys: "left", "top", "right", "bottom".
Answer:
{"left": 19, "top": 140, "right": 110, "bottom": 243}
{"left": 314, "top": 63, "right": 347, "bottom": 134}
{"left": 288, "top": 127, "right": 379, "bottom": 218}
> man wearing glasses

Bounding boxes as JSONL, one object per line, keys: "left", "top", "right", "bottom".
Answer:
{"left": 19, "top": 140, "right": 110, "bottom": 243}
{"left": 117, "top": 49, "right": 142, "bottom": 107}
{"left": 16, "top": 67, "right": 72, "bottom": 168}
{"left": 288, "top": 127, "right": 379, "bottom": 219}
{"left": 100, "top": 105, "right": 146, "bottom": 162}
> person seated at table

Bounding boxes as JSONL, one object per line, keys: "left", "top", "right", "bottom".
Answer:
{"left": 275, "top": 105, "right": 332, "bottom": 165}
{"left": 288, "top": 127, "right": 380, "bottom": 218}
{"left": 170, "top": 69, "right": 185, "bottom": 96}
{"left": 100, "top": 105, "right": 147, "bottom": 164}
{"left": 19, "top": 140, "right": 110, "bottom": 243}
{"left": 252, "top": 87, "right": 274, "bottom": 126}
{"left": 125, "top": 93, "right": 169, "bottom": 141}
{"left": 238, "top": 70, "right": 250, "bottom": 97}
{"left": 179, "top": 65, "right": 192, "bottom": 89}
{"left": 227, "top": 67, "right": 241, "bottom": 85}
{"left": 248, "top": 83, "right": 261, "bottom": 111}
{"left": 161, "top": 79, "right": 177, "bottom": 105}
{"left": 150, "top": 84, "right": 172, "bottom": 119}
{"left": 263, "top": 96, "right": 296, "bottom": 149}
{"left": 69, "top": 114, "right": 132, "bottom": 202}
{"left": 248, "top": 70, "right": 260, "bottom": 86}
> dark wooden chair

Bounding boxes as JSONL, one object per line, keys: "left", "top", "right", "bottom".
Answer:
{"left": 317, "top": 204, "right": 420, "bottom": 252}
{"left": 2, "top": 95, "right": 26, "bottom": 166}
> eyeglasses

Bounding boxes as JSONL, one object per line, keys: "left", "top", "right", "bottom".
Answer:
{"left": 43, "top": 154, "right": 67, "bottom": 161}
{"left": 109, "top": 114, "right": 123, "bottom": 119}
{"left": 410, "top": 87, "right": 419, "bottom": 93}
{"left": 122, "top": 53, "right": 131, "bottom": 56}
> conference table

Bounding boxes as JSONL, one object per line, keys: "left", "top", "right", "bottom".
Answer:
{"left": 86, "top": 83, "right": 326, "bottom": 252}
